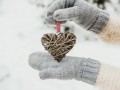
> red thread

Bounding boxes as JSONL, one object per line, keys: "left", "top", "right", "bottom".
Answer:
{"left": 56, "top": 21, "right": 60, "bottom": 33}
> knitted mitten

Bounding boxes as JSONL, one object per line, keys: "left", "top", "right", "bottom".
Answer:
{"left": 45, "top": 0, "right": 109, "bottom": 34}
{"left": 29, "top": 52, "right": 100, "bottom": 85}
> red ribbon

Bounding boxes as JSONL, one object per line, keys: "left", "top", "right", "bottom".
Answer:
{"left": 56, "top": 21, "right": 60, "bottom": 33}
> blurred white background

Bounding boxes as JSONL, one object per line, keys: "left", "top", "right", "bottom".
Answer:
{"left": 0, "top": 0, "right": 120, "bottom": 90}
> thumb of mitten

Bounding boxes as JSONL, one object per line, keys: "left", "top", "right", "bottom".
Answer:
{"left": 53, "top": 6, "right": 80, "bottom": 21}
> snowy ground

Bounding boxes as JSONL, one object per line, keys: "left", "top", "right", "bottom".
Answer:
{"left": 0, "top": 0, "right": 120, "bottom": 90}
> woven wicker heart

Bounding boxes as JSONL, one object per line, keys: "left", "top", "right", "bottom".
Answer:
{"left": 41, "top": 32, "right": 76, "bottom": 62}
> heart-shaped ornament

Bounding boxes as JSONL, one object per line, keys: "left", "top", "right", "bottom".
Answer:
{"left": 41, "top": 32, "right": 76, "bottom": 62}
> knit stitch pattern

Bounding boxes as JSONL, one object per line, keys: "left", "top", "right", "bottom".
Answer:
{"left": 99, "top": 16, "right": 120, "bottom": 44}
{"left": 96, "top": 64, "right": 120, "bottom": 90}
{"left": 45, "top": 0, "right": 109, "bottom": 34}
{"left": 29, "top": 52, "right": 100, "bottom": 85}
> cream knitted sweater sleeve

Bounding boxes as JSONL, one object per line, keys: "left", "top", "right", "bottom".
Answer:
{"left": 96, "top": 16, "right": 120, "bottom": 90}
{"left": 99, "top": 16, "right": 120, "bottom": 44}
{"left": 96, "top": 64, "right": 120, "bottom": 90}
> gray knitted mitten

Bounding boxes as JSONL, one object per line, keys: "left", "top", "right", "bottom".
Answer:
{"left": 29, "top": 52, "right": 101, "bottom": 85}
{"left": 45, "top": 0, "right": 109, "bottom": 34}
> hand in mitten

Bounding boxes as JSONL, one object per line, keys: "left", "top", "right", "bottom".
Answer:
{"left": 29, "top": 52, "right": 100, "bottom": 85}
{"left": 45, "top": 0, "right": 109, "bottom": 34}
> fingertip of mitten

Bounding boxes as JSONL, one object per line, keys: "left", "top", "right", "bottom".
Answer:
{"left": 44, "top": 17, "right": 56, "bottom": 25}
{"left": 28, "top": 52, "right": 39, "bottom": 70}
{"left": 28, "top": 52, "right": 47, "bottom": 70}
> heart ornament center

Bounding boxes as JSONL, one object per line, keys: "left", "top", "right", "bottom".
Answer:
{"left": 41, "top": 32, "right": 76, "bottom": 62}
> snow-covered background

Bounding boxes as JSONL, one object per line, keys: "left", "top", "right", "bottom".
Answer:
{"left": 0, "top": 0, "right": 120, "bottom": 90}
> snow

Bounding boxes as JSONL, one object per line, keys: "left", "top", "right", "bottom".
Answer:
{"left": 0, "top": 0, "right": 120, "bottom": 90}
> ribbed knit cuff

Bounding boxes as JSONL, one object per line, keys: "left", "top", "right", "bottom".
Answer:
{"left": 76, "top": 58, "right": 101, "bottom": 85}
{"left": 88, "top": 10, "right": 110, "bottom": 34}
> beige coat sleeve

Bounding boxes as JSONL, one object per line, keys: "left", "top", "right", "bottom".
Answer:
{"left": 99, "top": 16, "right": 120, "bottom": 44}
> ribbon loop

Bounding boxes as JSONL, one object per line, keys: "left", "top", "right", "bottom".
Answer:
{"left": 56, "top": 21, "right": 61, "bottom": 33}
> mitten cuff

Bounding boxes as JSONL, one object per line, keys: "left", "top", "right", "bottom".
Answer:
{"left": 76, "top": 58, "right": 101, "bottom": 85}
{"left": 88, "top": 10, "right": 110, "bottom": 34}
